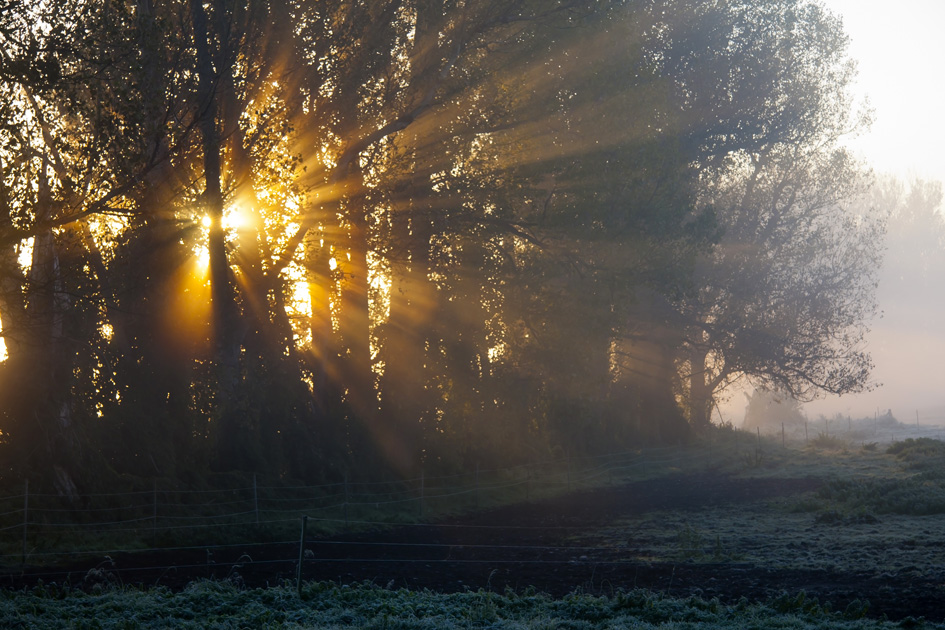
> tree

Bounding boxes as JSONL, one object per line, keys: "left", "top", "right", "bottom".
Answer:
{"left": 877, "top": 177, "right": 945, "bottom": 312}
{"left": 0, "top": 0, "right": 137, "bottom": 493}
{"left": 643, "top": 0, "right": 884, "bottom": 429}
{"left": 742, "top": 387, "right": 805, "bottom": 432}
{"left": 0, "top": 0, "right": 882, "bottom": 490}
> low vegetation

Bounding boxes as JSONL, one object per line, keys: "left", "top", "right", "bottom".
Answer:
{"left": 4, "top": 432, "right": 945, "bottom": 627}
{"left": 0, "top": 580, "right": 922, "bottom": 629}
{"left": 813, "top": 438, "right": 945, "bottom": 517}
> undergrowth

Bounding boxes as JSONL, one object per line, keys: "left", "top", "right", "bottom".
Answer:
{"left": 807, "top": 438, "right": 945, "bottom": 517}
{"left": 0, "top": 579, "right": 925, "bottom": 629}
{"left": 810, "top": 432, "right": 848, "bottom": 450}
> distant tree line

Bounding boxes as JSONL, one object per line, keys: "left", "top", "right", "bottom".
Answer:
{"left": 0, "top": 0, "right": 881, "bottom": 496}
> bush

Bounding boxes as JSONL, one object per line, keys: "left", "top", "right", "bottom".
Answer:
{"left": 810, "top": 432, "right": 847, "bottom": 450}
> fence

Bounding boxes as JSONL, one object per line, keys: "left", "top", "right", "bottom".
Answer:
{"left": 0, "top": 441, "right": 753, "bottom": 567}
{"left": 756, "top": 415, "right": 945, "bottom": 447}
{"left": 1, "top": 426, "right": 942, "bottom": 586}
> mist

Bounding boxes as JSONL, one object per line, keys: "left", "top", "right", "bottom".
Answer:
{"left": 785, "top": 176, "right": 945, "bottom": 425}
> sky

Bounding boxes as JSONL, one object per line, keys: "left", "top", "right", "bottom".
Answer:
{"left": 822, "top": 0, "right": 945, "bottom": 184}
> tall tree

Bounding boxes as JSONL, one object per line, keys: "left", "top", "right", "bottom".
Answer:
{"left": 0, "top": 0, "right": 883, "bottom": 489}
{"left": 653, "top": 0, "right": 883, "bottom": 428}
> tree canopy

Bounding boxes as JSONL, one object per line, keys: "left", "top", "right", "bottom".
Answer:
{"left": 0, "top": 0, "right": 880, "bottom": 495}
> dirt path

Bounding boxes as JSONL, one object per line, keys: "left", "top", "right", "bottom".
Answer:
{"left": 4, "top": 473, "right": 944, "bottom": 622}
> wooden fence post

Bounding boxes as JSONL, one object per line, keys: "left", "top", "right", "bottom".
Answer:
{"left": 475, "top": 464, "right": 480, "bottom": 509}
{"left": 419, "top": 471, "right": 425, "bottom": 519}
{"left": 152, "top": 479, "right": 158, "bottom": 545}
{"left": 296, "top": 515, "right": 308, "bottom": 597}
{"left": 566, "top": 451, "right": 571, "bottom": 493}
{"left": 253, "top": 474, "right": 259, "bottom": 525}
{"left": 21, "top": 479, "right": 28, "bottom": 565}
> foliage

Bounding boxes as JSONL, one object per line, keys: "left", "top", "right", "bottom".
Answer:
{"left": 742, "top": 388, "right": 807, "bottom": 432}
{"left": 0, "top": 580, "right": 913, "bottom": 629}
{"left": 810, "top": 432, "right": 849, "bottom": 451}
{"left": 816, "top": 476, "right": 945, "bottom": 517}
{"left": 672, "top": 0, "right": 881, "bottom": 428}
{"left": 0, "top": 0, "right": 878, "bottom": 495}
{"left": 886, "top": 438, "right": 945, "bottom": 465}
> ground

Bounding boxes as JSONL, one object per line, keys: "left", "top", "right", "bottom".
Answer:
{"left": 5, "top": 469, "right": 944, "bottom": 623}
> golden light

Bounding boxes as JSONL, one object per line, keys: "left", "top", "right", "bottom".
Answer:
{"left": 17, "top": 236, "right": 33, "bottom": 269}
{"left": 289, "top": 277, "right": 313, "bottom": 346}
{"left": 223, "top": 204, "right": 248, "bottom": 230}
{"left": 161, "top": 252, "right": 213, "bottom": 353}
{"left": 328, "top": 257, "right": 338, "bottom": 271}
{"left": 195, "top": 245, "right": 210, "bottom": 269}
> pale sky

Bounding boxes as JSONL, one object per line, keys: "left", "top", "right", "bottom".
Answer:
{"left": 823, "top": 0, "right": 945, "bottom": 184}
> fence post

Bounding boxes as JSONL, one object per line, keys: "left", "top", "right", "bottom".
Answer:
{"left": 756, "top": 426, "right": 761, "bottom": 457}
{"left": 805, "top": 420, "right": 808, "bottom": 445}
{"left": 419, "top": 471, "right": 425, "bottom": 519}
{"left": 344, "top": 472, "right": 349, "bottom": 529}
{"left": 781, "top": 422, "right": 785, "bottom": 448}
{"left": 566, "top": 451, "right": 571, "bottom": 493}
{"left": 21, "top": 479, "right": 28, "bottom": 565}
{"left": 475, "top": 464, "right": 480, "bottom": 509}
{"left": 296, "top": 515, "right": 308, "bottom": 597}
{"left": 152, "top": 479, "right": 158, "bottom": 545}
{"left": 253, "top": 474, "right": 259, "bottom": 525}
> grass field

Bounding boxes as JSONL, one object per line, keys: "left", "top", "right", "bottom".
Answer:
{"left": 3, "top": 433, "right": 945, "bottom": 628}
{"left": 0, "top": 579, "right": 924, "bottom": 629}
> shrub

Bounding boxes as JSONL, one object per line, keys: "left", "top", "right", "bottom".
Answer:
{"left": 810, "top": 432, "right": 846, "bottom": 450}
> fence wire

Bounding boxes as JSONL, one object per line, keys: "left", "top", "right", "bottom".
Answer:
{"left": 2, "top": 426, "right": 942, "bottom": 577}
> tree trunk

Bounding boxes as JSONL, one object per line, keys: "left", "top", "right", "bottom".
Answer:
{"left": 378, "top": 214, "right": 437, "bottom": 473}
{"left": 192, "top": 0, "right": 244, "bottom": 470}
{"left": 688, "top": 347, "right": 715, "bottom": 431}
{"left": 306, "top": 231, "right": 336, "bottom": 404}
{"left": 337, "top": 213, "right": 376, "bottom": 424}
{"left": 18, "top": 160, "right": 82, "bottom": 499}
{"left": 0, "top": 186, "right": 26, "bottom": 365}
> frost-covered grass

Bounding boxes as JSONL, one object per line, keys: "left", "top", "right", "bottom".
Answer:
{"left": 5, "top": 437, "right": 945, "bottom": 628}
{"left": 581, "top": 436, "right": 945, "bottom": 597}
{"left": 0, "top": 579, "right": 921, "bottom": 629}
